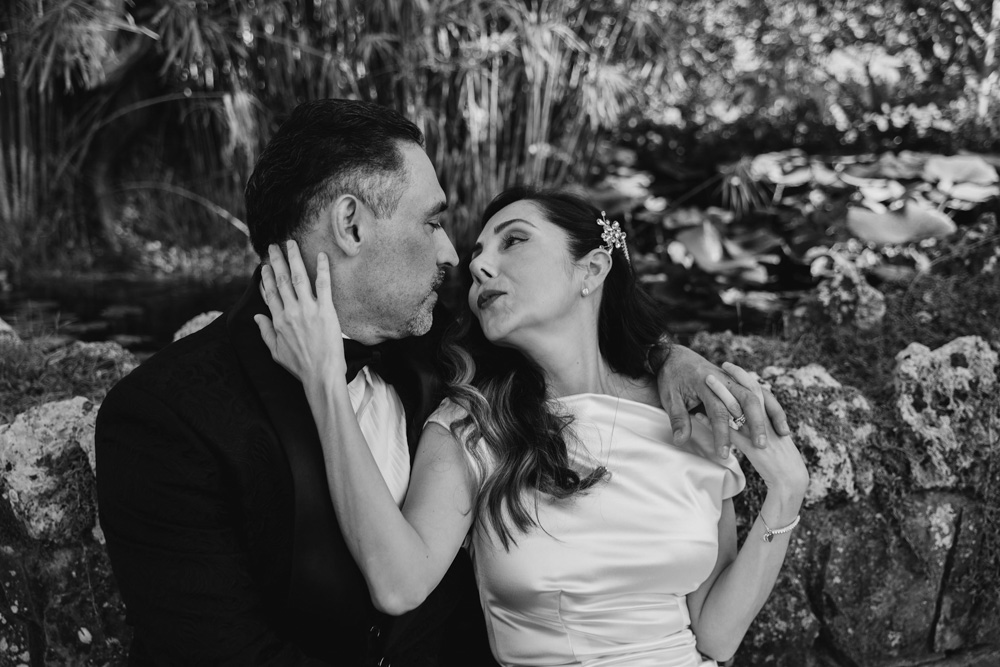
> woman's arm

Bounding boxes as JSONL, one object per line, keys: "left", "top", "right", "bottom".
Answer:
{"left": 309, "top": 387, "right": 476, "bottom": 615}
{"left": 684, "top": 362, "right": 809, "bottom": 661}
{"left": 255, "top": 241, "right": 476, "bottom": 615}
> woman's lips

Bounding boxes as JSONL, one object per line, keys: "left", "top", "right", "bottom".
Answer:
{"left": 477, "top": 290, "right": 505, "bottom": 310}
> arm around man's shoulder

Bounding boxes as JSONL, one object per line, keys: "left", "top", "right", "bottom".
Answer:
{"left": 96, "top": 370, "right": 326, "bottom": 666}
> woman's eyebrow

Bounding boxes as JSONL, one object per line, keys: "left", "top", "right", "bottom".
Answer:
{"left": 471, "top": 218, "right": 537, "bottom": 257}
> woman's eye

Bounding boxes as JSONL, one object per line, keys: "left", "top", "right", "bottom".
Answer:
{"left": 502, "top": 234, "right": 526, "bottom": 249}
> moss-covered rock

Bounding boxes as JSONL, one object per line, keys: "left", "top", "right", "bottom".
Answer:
{"left": 894, "top": 336, "right": 1000, "bottom": 489}
{"left": 0, "top": 398, "right": 98, "bottom": 543}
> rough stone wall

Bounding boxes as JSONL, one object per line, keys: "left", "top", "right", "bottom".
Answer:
{"left": 1, "top": 314, "right": 998, "bottom": 665}
{"left": 690, "top": 331, "right": 1000, "bottom": 666}
{"left": 0, "top": 329, "right": 138, "bottom": 667}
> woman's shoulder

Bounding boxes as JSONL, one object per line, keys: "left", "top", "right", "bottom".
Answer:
{"left": 425, "top": 397, "right": 471, "bottom": 429}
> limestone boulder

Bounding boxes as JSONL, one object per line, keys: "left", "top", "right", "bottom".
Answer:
{"left": 0, "top": 398, "right": 98, "bottom": 542}
{"left": 737, "top": 538, "right": 821, "bottom": 664}
{"left": 173, "top": 310, "right": 222, "bottom": 341}
{"left": 894, "top": 336, "right": 1000, "bottom": 489}
{"left": 808, "top": 504, "right": 941, "bottom": 664}
{"left": 816, "top": 260, "right": 887, "bottom": 331}
{"left": 0, "top": 316, "right": 20, "bottom": 346}
{"left": 688, "top": 331, "right": 795, "bottom": 371}
{"left": 927, "top": 498, "right": 1000, "bottom": 650}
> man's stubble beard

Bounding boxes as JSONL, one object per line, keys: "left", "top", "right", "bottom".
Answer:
{"left": 403, "top": 290, "right": 438, "bottom": 337}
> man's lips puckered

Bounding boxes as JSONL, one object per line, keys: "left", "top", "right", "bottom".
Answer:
{"left": 477, "top": 289, "right": 505, "bottom": 310}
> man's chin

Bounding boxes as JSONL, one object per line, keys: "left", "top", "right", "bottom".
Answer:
{"left": 405, "top": 295, "right": 437, "bottom": 336}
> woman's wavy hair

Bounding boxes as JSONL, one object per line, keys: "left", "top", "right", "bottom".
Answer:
{"left": 441, "top": 186, "right": 670, "bottom": 549}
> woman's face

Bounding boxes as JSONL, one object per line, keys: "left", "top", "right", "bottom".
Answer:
{"left": 468, "top": 200, "right": 587, "bottom": 349}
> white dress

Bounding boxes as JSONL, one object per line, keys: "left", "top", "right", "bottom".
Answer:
{"left": 427, "top": 394, "right": 745, "bottom": 667}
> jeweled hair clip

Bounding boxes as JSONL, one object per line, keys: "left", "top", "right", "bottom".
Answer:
{"left": 597, "top": 211, "right": 629, "bottom": 262}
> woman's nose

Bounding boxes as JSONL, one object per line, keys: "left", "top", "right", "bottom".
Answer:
{"left": 469, "top": 254, "right": 494, "bottom": 283}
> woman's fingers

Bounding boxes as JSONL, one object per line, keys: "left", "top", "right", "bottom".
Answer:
{"left": 705, "top": 372, "right": 766, "bottom": 443}
{"left": 704, "top": 374, "right": 742, "bottom": 419}
{"left": 693, "top": 412, "right": 751, "bottom": 454}
{"left": 268, "top": 243, "right": 299, "bottom": 311}
{"left": 709, "top": 363, "right": 769, "bottom": 449}
{"left": 260, "top": 263, "right": 283, "bottom": 314}
{"left": 285, "top": 240, "right": 314, "bottom": 305}
{"left": 721, "top": 361, "right": 762, "bottom": 398}
{"left": 762, "top": 385, "right": 791, "bottom": 436}
{"left": 314, "top": 252, "right": 332, "bottom": 307}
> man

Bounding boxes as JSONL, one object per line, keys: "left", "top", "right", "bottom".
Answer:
{"left": 96, "top": 99, "right": 786, "bottom": 666}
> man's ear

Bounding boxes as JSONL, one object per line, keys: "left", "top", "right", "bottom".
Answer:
{"left": 581, "top": 248, "right": 613, "bottom": 293}
{"left": 327, "top": 195, "right": 368, "bottom": 257}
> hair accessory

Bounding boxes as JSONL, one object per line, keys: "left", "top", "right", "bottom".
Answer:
{"left": 760, "top": 513, "right": 800, "bottom": 543}
{"left": 597, "top": 211, "right": 629, "bottom": 262}
{"left": 581, "top": 287, "right": 590, "bottom": 297}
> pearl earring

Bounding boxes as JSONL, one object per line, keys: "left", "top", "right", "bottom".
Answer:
{"left": 581, "top": 287, "right": 590, "bottom": 296}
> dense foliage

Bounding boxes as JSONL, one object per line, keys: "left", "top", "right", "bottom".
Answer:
{"left": 0, "top": 0, "right": 997, "bottom": 278}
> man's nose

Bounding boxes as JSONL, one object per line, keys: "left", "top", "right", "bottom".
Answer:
{"left": 438, "top": 233, "right": 459, "bottom": 268}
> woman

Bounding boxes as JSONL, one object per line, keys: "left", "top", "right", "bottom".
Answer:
{"left": 257, "top": 188, "right": 809, "bottom": 666}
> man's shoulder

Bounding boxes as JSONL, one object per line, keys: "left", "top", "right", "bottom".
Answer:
{"left": 105, "top": 313, "right": 239, "bottom": 406}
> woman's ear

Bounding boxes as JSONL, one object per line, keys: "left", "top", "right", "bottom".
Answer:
{"left": 580, "top": 248, "right": 613, "bottom": 294}
{"left": 326, "top": 194, "right": 367, "bottom": 257}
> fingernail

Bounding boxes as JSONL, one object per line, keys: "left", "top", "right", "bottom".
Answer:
{"left": 757, "top": 435, "right": 767, "bottom": 448}
{"left": 721, "top": 447, "right": 730, "bottom": 459}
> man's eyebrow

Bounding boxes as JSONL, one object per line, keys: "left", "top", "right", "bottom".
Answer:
{"left": 425, "top": 200, "right": 448, "bottom": 218}
{"left": 471, "top": 218, "right": 536, "bottom": 255}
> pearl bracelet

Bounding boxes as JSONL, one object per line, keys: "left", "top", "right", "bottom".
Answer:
{"left": 760, "top": 513, "right": 800, "bottom": 542}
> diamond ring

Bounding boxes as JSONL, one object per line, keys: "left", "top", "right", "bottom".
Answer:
{"left": 728, "top": 413, "right": 747, "bottom": 430}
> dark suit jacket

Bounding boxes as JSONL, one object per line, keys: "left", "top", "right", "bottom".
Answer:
{"left": 96, "top": 271, "right": 495, "bottom": 666}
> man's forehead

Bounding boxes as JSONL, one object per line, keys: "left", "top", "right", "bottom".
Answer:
{"left": 399, "top": 143, "right": 446, "bottom": 208}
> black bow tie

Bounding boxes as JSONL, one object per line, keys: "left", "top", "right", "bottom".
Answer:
{"left": 343, "top": 339, "right": 384, "bottom": 383}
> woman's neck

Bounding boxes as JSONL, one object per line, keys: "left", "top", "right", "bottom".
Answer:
{"left": 519, "top": 327, "right": 641, "bottom": 400}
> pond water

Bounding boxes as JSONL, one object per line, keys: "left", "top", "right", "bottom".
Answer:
{"left": 0, "top": 271, "right": 786, "bottom": 358}
{"left": 0, "top": 273, "right": 252, "bottom": 355}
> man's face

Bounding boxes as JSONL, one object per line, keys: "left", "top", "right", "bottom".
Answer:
{"left": 357, "top": 143, "right": 458, "bottom": 340}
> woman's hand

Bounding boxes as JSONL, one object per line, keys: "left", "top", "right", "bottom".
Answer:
{"left": 657, "top": 345, "right": 790, "bottom": 459}
{"left": 700, "top": 362, "right": 809, "bottom": 499}
{"left": 254, "top": 241, "right": 347, "bottom": 385}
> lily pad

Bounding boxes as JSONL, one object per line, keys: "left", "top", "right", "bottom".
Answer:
{"left": 939, "top": 182, "right": 1000, "bottom": 203}
{"left": 676, "top": 222, "right": 761, "bottom": 274}
{"left": 859, "top": 180, "right": 906, "bottom": 203}
{"left": 846, "top": 202, "right": 956, "bottom": 245}
{"left": 922, "top": 155, "right": 999, "bottom": 186}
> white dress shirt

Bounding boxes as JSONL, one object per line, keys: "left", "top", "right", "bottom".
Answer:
{"left": 345, "top": 362, "right": 411, "bottom": 506}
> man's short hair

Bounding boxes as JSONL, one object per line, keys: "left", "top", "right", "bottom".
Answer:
{"left": 244, "top": 99, "right": 425, "bottom": 258}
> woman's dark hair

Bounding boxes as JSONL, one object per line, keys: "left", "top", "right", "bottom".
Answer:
{"left": 442, "top": 186, "right": 670, "bottom": 549}
{"left": 244, "top": 99, "right": 424, "bottom": 258}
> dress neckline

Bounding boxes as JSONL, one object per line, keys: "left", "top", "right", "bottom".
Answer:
{"left": 551, "top": 391, "right": 667, "bottom": 417}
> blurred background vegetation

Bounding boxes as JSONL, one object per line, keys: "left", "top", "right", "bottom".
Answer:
{"left": 0, "top": 0, "right": 998, "bottom": 340}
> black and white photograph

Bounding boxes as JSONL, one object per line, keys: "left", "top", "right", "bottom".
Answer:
{"left": 0, "top": 1, "right": 998, "bottom": 665}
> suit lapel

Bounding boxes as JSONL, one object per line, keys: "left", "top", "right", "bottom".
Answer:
{"left": 226, "top": 267, "right": 371, "bottom": 641}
